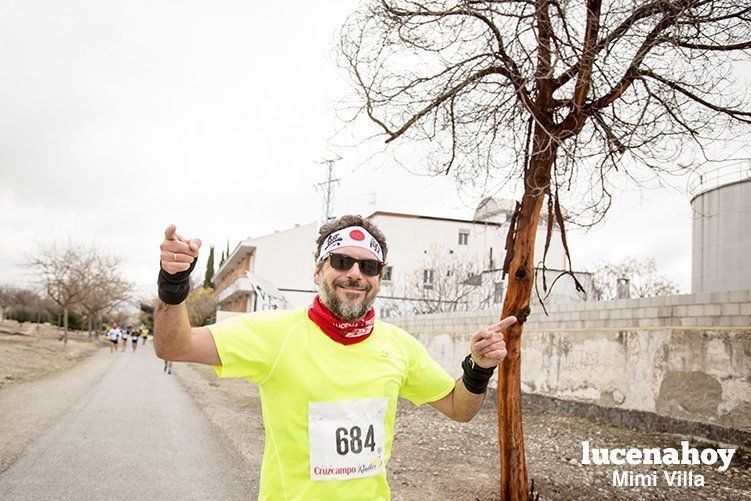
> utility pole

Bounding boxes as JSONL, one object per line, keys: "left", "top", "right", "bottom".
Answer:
{"left": 314, "top": 155, "right": 341, "bottom": 223}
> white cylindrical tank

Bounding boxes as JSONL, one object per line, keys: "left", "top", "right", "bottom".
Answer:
{"left": 690, "top": 163, "right": 751, "bottom": 293}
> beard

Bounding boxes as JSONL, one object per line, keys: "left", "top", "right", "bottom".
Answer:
{"left": 318, "top": 277, "right": 378, "bottom": 321}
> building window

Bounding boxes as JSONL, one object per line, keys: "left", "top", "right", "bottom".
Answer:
{"left": 383, "top": 266, "right": 393, "bottom": 282}
{"left": 423, "top": 269, "right": 434, "bottom": 289}
{"left": 458, "top": 231, "right": 469, "bottom": 245}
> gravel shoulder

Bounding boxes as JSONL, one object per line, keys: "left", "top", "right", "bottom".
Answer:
{"left": 0, "top": 323, "right": 113, "bottom": 474}
{"left": 177, "top": 362, "right": 751, "bottom": 500}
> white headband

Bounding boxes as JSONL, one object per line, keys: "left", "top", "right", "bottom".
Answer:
{"left": 318, "top": 226, "right": 384, "bottom": 263}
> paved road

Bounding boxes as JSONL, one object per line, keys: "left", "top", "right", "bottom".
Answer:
{"left": 0, "top": 343, "right": 255, "bottom": 500}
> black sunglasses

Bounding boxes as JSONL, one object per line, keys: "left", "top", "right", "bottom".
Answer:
{"left": 328, "top": 253, "right": 384, "bottom": 277}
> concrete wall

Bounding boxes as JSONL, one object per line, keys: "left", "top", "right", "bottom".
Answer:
{"left": 388, "top": 290, "right": 751, "bottom": 434}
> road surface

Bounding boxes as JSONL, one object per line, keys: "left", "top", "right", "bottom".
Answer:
{"left": 0, "top": 343, "right": 256, "bottom": 500}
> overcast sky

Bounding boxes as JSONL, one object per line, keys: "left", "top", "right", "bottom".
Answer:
{"left": 3, "top": 0, "right": 743, "bottom": 301}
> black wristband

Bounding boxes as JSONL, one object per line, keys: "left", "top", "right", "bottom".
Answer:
{"left": 157, "top": 259, "right": 196, "bottom": 305}
{"left": 461, "top": 354, "right": 495, "bottom": 394}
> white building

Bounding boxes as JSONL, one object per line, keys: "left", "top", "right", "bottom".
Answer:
{"left": 213, "top": 199, "right": 588, "bottom": 320}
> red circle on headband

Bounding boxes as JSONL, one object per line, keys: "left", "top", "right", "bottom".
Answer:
{"left": 349, "top": 229, "right": 365, "bottom": 241}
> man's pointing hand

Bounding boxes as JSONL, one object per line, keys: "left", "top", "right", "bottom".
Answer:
{"left": 469, "top": 316, "right": 517, "bottom": 369}
{"left": 160, "top": 224, "right": 201, "bottom": 275}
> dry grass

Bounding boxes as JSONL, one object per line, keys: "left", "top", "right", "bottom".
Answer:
{"left": 0, "top": 320, "right": 102, "bottom": 389}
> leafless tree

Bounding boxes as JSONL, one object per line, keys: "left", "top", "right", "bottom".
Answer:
{"left": 381, "top": 245, "right": 497, "bottom": 314}
{"left": 592, "top": 257, "right": 680, "bottom": 300}
{"left": 0, "top": 285, "right": 17, "bottom": 322}
{"left": 100, "top": 308, "right": 135, "bottom": 329}
{"left": 0, "top": 286, "right": 58, "bottom": 326}
{"left": 80, "top": 252, "right": 133, "bottom": 340}
{"left": 26, "top": 242, "right": 110, "bottom": 346}
{"left": 340, "top": 1, "right": 750, "bottom": 497}
{"left": 1, "top": 286, "right": 40, "bottom": 324}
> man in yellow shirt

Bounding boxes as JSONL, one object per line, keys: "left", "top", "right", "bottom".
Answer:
{"left": 154, "top": 215, "right": 515, "bottom": 500}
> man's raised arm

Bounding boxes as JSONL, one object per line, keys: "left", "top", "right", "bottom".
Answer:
{"left": 430, "top": 316, "right": 516, "bottom": 422}
{"left": 153, "top": 224, "right": 221, "bottom": 366}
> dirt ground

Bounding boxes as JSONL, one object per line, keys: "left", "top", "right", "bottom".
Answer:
{"left": 0, "top": 320, "right": 102, "bottom": 388}
{"left": 178, "top": 362, "right": 751, "bottom": 501}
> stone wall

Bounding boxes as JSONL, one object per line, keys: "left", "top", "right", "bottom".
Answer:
{"left": 388, "top": 290, "right": 751, "bottom": 438}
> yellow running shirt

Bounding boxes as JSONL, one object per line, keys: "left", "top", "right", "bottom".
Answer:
{"left": 208, "top": 307, "right": 455, "bottom": 501}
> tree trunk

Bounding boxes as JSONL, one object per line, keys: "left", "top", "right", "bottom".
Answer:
{"left": 63, "top": 307, "right": 69, "bottom": 347}
{"left": 498, "top": 127, "right": 557, "bottom": 500}
{"left": 92, "top": 313, "right": 100, "bottom": 342}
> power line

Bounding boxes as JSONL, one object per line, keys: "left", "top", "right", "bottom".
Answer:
{"left": 313, "top": 155, "right": 341, "bottom": 224}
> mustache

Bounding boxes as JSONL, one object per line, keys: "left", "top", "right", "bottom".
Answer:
{"left": 334, "top": 278, "right": 371, "bottom": 291}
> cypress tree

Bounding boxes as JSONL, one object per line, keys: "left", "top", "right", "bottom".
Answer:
{"left": 203, "top": 245, "right": 215, "bottom": 289}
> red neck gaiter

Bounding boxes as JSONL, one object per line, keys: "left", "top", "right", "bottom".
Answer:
{"left": 307, "top": 296, "right": 375, "bottom": 345}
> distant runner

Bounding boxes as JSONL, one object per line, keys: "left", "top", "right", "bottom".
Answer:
{"left": 131, "top": 328, "right": 140, "bottom": 352}
{"left": 106, "top": 325, "right": 120, "bottom": 355}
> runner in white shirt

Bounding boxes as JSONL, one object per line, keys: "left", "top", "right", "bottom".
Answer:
{"left": 107, "top": 326, "right": 121, "bottom": 355}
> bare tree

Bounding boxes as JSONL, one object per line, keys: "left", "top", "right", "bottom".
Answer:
{"left": 0, "top": 286, "right": 45, "bottom": 325}
{"left": 111, "top": 309, "right": 135, "bottom": 327}
{"left": 80, "top": 252, "right": 133, "bottom": 340}
{"left": 592, "top": 257, "right": 680, "bottom": 300}
{"left": 381, "top": 245, "right": 496, "bottom": 314}
{"left": 26, "top": 242, "right": 109, "bottom": 346}
{"left": 0, "top": 285, "right": 17, "bottom": 322}
{"left": 340, "top": 1, "right": 750, "bottom": 497}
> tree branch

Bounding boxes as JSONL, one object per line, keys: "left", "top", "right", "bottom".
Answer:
{"left": 639, "top": 69, "right": 751, "bottom": 123}
{"left": 572, "top": 0, "right": 602, "bottom": 110}
{"left": 385, "top": 65, "right": 521, "bottom": 143}
{"left": 664, "top": 38, "right": 751, "bottom": 51}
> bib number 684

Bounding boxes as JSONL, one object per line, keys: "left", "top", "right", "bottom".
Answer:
{"left": 335, "top": 425, "right": 376, "bottom": 455}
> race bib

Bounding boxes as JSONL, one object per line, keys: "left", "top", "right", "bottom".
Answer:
{"left": 308, "top": 397, "right": 387, "bottom": 481}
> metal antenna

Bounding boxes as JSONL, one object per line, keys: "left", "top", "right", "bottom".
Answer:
{"left": 314, "top": 155, "right": 341, "bottom": 223}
